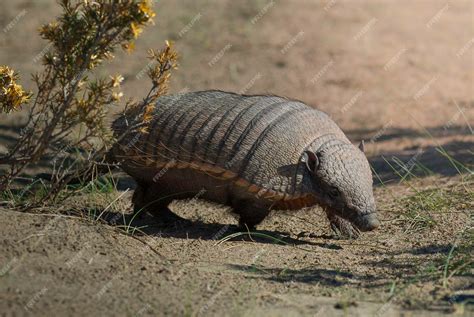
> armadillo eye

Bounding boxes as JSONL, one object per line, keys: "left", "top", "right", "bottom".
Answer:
{"left": 328, "top": 187, "right": 339, "bottom": 199}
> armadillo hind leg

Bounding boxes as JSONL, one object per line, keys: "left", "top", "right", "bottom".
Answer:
{"left": 132, "top": 184, "right": 187, "bottom": 224}
{"left": 325, "top": 209, "right": 360, "bottom": 239}
{"left": 233, "top": 200, "right": 271, "bottom": 230}
{"left": 152, "top": 206, "right": 188, "bottom": 224}
{"left": 132, "top": 184, "right": 148, "bottom": 219}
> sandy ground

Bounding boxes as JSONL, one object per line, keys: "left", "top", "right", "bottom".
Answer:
{"left": 0, "top": 0, "right": 473, "bottom": 316}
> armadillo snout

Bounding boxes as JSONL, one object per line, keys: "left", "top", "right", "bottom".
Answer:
{"left": 353, "top": 213, "right": 380, "bottom": 231}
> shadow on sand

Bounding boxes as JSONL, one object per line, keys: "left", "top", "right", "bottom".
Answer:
{"left": 88, "top": 209, "right": 343, "bottom": 250}
{"left": 346, "top": 124, "right": 473, "bottom": 185}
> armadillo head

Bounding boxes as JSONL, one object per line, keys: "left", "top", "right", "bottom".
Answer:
{"left": 303, "top": 141, "right": 379, "bottom": 232}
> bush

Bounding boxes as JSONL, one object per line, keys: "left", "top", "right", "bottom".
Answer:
{"left": 0, "top": 0, "right": 178, "bottom": 209}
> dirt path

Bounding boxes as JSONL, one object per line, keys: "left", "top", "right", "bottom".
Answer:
{"left": 0, "top": 179, "right": 471, "bottom": 316}
{"left": 1, "top": 175, "right": 472, "bottom": 316}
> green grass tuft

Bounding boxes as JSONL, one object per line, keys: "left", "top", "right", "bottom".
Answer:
{"left": 397, "top": 185, "right": 473, "bottom": 233}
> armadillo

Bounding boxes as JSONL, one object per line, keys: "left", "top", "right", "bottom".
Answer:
{"left": 110, "top": 90, "right": 380, "bottom": 237}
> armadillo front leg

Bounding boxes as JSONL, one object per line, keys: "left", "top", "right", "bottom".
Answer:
{"left": 325, "top": 209, "right": 360, "bottom": 239}
{"left": 234, "top": 200, "right": 271, "bottom": 230}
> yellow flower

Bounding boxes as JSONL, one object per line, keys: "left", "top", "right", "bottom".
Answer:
{"left": 103, "top": 51, "right": 115, "bottom": 60}
{"left": 110, "top": 74, "right": 124, "bottom": 88}
{"left": 142, "top": 103, "right": 154, "bottom": 123}
{"left": 3, "top": 67, "right": 14, "bottom": 78}
{"left": 139, "top": 126, "right": 149, "bottom": 134}
{"left": 112, "top": 91, "right": 123, "bottom": 102}
{"left": 138, "top": 0, "right": 156, "bottom": 19}
{"left": 0, "top": 66, "right": 31, "bottom": 113}
{"left": 122, "top": 41, "right": 136, "bottom": 53}
{"left": 130, "top": 22, "right": 143, "bottom": 39}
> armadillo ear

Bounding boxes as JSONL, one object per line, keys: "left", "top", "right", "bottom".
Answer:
{"left": 358, "top": 140, "right": 365, "bottom": 153}
{"left": 303, "top": 151, "right": 319, "bottom": 173}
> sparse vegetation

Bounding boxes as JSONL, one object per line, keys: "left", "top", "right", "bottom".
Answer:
{"left": 396, "top": 185, "right": 473, "bottom": 233}
{"left": 0, "top": 0, "right": 177, "bottom": 210}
